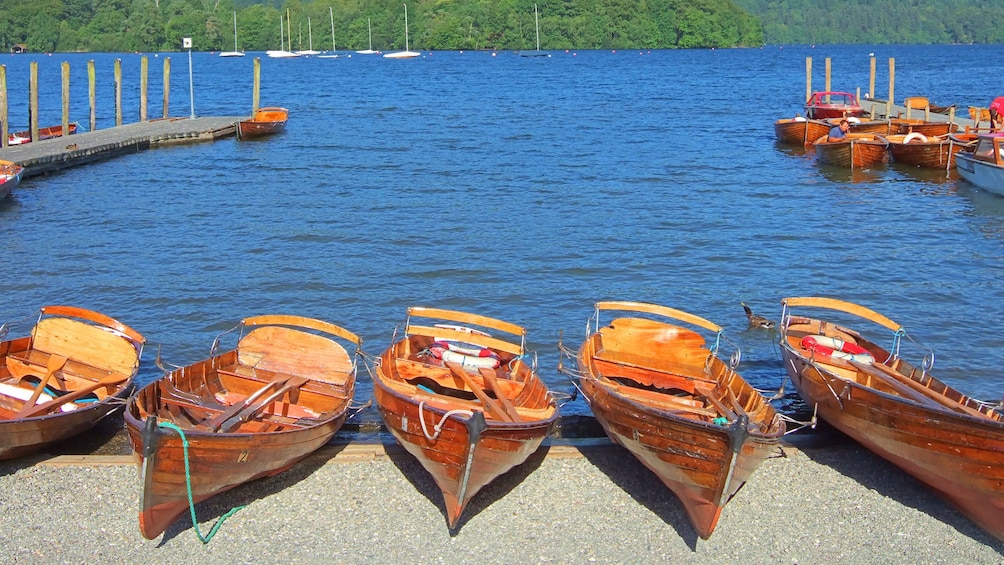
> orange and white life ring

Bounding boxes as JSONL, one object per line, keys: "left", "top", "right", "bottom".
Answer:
{"left": 429, "top": 340, "right": 501, "bottom": 369}
{"left": 800, "top": 335, "right": 874, "bottom": 364}
{"left": 903, "top": 132, "right": 928, "bottom": 144}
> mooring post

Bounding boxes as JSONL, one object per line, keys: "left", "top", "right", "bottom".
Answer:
{"left": 0, "top": 64, "right": 7, "bottom": 148}
{"left": 29, "top": 61, "right": 38, "bottom": 142}
{"left": 114, "top": 59, "right": 122, "bottom": 127}
{"left": 140, "top": 56, "right": 148, "bottom": 122}
{"left": 163, "top": 57, "right": 171, "bottom": 118}
{"left": 61, "top": 62, "right": 70, "bottom": 139}
{"left": 869, "top": 56, "right": 876, "bottom": 99}
{"left": 253, "top": 57, "right": 261, "bottom": 114}
{"left": 824, "top": 58, "right": 831, "bottom": 100}
{"left": 891, "top": 57, "right": 899, "bottom": 117}
{"left": 805, "top": 57, "right": 812, "bottom": 104}
{"left": 88, "top": 60, "right": 96, "bottom": 132}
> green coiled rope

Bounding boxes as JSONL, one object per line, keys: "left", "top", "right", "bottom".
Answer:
{"left": 156, "top": 421, "right": 245, "bottom": 543}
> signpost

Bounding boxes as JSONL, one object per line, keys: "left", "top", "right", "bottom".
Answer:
{"left": 184, "top": 37, "right": 194, "bottom": 119}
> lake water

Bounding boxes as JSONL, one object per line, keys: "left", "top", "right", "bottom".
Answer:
{"left": 1, "top": 44, "right": 1002, "bottom": 422}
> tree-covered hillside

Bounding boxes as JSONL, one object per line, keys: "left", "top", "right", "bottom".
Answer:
{"left": 0, "top": 0, "right": 763, "bottom": 53}
{"left": 734, "top": 0, "right": 1004, "bottom": 44}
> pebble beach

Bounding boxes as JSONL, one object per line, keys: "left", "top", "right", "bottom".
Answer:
{"left": 1, "top": 433, "right": 1001, "bottom": 564}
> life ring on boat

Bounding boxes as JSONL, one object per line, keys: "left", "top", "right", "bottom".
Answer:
{"left": 903, "top": 132, "right": 928, "bottom": 144}
{"left": 847, "top": 117, "right": 861, "bottom": 124}
{"left": 429, "top": 340, "right": 501, "bottom": 369}
{"left": 800, "top": 335, "right": 874, "bottom": 364}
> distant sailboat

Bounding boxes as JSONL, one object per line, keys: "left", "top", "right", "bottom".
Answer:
{"left": 296, "top": 16, "right": 321, "bottom": 55}
{"left": 356, "top": 18, "right": 379, "bottom": 54}
{"left": 383, "top": 4, "right": 420, "bottom": 59}
{"left": 519, "top": 4, "right": 550, "bottom": 58}
{"left": 220, "top": 12, "right": 245, "bottom": 57}
{"left": 319, "top": 7, "right": 348, "bottom": 58}
{"left": 267, "top": 10, "right": 299, "bottom": 58}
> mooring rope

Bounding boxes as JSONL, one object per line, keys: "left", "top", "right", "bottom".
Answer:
{"left": 156, "top": 421, "right": 245, "bottom": 544}
{"left": 417, "top": 400, "right": 472, "bottom": 441}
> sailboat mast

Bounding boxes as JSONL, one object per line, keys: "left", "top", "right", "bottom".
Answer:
{"left": 330, "top": 7, "right": 336, "bottom": 51}
{"left": 535, "top": 4, "right": 540, "bottom": 51}
{"left": 287, "top": 9, "right": 292, "bottom": 53}
{"left": 368, "top": 18, "right": 373, "bottom": 50}
{"left": 308, "top": 17, "right": 313, "bottom": 50}
{"left": 404, "top": 4, "right": 410, "bottom": 52}
{"left": 233, "top": 11, "right": 239, "bottom": 52}
{"left": 280, "top": 16, "right": 284, "bottom": 51}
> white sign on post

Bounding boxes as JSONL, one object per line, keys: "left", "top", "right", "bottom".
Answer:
{"left": 183, "top": 37, "right": 192, "bottom": 48}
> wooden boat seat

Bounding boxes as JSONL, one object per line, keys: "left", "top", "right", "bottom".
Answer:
{"left": 237, "top": 326, "right": 353, "bottom": 388}
{"left": 4, "top": 317, "right": 137, "bottom": 398}
{"left": 606, "top": 380, "right": 720, "bottom": 418}
{"left": 593, "top": 349, "right": 716, "bottom": 384}
{"left": 203, "top": 374, "right": 311, "bottom": 433}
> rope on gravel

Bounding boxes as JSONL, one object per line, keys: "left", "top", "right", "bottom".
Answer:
{"left": 157, "top": 421, "right": 245, "bottom": 544}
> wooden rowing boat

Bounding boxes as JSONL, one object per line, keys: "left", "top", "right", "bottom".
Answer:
{"left": 779, "top": 297, "right": 1004, "bottom": 542}
{"left": 236, "top": 107, "right": 289, "bottom": 140}
{"left": 883, "top": 133, "right": 961, "bottom": 168}
{"left": 372, "top": 307, "right": 558, "bottom": 529}
{"left": 563, "top": 301, "right": 784, "bottom": 539}
{"left": 7, "top": 122, "right": 78, "bottom": 145}
{"left": 0, "top": 306, "right": 145, "bottom": 460}
{"left": 124, "top": 314, "right": 361, "bottom": 540}
{"left": 891, "top": 119, "right": 957, "bottom": 137}
{"left": 814, "top": 132, "right": 888, "bottom": 169}
{"left": 1, "top": 159, "right": 23, "bottom": 199}
{"left": 773, "top": 117, "right": 830, "bottom": 145}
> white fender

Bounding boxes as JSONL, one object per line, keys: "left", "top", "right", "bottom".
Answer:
{"left": 903, "top": 132, "right": 928, "bottom": 144}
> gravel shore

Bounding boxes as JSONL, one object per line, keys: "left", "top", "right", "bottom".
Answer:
{"left": 1, "top": 437, "right": 1001, "bottom": 564}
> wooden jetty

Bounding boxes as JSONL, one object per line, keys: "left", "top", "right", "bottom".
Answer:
{"left": 0, "top": 117, "right": 239, "bottom": 179}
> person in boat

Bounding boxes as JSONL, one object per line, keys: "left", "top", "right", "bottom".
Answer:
{"left": 827, "top": 119, "right": 850, "bottom": 142}
{"left": 989, "top": 97, "right": 1004, "bottom": 132}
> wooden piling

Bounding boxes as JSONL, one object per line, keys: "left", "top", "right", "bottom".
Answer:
{"left": 825, "top": 58, "right": 831, "bottom": 94}
{"left": 61, "top": 62, "right": 70, "bottom": 139}
{"left": 253, "top": 57, "right": 261, "bottom": 114}
{"left": 140, "top": 56, "right": 148, "bottom": 122}
{"left": 888, "top": 58, "right": 895, "bottom": 111}
{"left": 114, "top": 59, "right": 122, "bottom": 127}
{"left": 805, "top": 57, "right": 812, "bottom": 104}
{"left": 29, "top": 62, "right": 38, "bottom": 142}
{"left": 0, "top": 65, "right": 7, "bottom": 148}
{"left": 868, "top": 56, "right": 876, "bottom": 99}
{"left": 88, "top": 60, "right": 96, "bottom": 132}
{"left": 163, "top": 57, "right": 170, "bottom": 118}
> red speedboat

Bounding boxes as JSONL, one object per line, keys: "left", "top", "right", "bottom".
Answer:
{"left": 805, "top": 91, "right": 865, "bottom": 120}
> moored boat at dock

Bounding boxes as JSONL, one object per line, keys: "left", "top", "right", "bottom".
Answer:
{"left": 773, "top": 116, "right": 830, "bottom": 145}
{"left": 813, "top": 132, "right": 888, "bottom": 169}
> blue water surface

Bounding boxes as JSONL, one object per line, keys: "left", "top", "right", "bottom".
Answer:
{"left": 1, "top": 44, "right": 1002, "bottom": 419}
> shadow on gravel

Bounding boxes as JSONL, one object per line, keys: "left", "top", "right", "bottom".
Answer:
{"left": 578, "top": 444, "right": 701, "bottom": 550}
{"left": 797, "top": 430, "right": 1004, "bottom": 552}
{"left": 153, "top": 443, "right": 345, "bottom": 546}
{"left": 383, "top": 439, "right": 550, "bottom": 536}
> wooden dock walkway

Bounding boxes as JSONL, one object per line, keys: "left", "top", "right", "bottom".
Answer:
{"left": 0, "top": 116, "right": 241, "bottom": 179}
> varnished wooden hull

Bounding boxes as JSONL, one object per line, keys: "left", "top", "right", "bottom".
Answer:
{"left": 892, "top": 120, "right": 957, "bottom": 137}
{"left": 124, "top": 315, "right": 359, "bottom": 539}
{"left": 885, "top": 135, "right": 962, "bottom": 168}
{"left": 814, "top": 134, "right": 888, "bottom": 168}
{"left": 571, "top": 302, "right": 784, "bottom": 539}
{"left": 773, "top": 118, "right": 830, "bottom": 145}
{"left": 374, "top": 382, "right": 555, "bottom": 526}
{"left": 0, "top": 160, "right": 23, "bottom": 199}
{"left": 0, "top": 306, "right": 144, "bottom": 460}
{"left": 780, "top": 297, "right": 1004, "bottom": 542}
{"left": 8, "top": 123, "right": 78, "bottom": 145}
{"left": 372, "top": 307, "right": 558, "bottom": 528}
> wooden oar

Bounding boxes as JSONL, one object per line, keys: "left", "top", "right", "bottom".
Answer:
{"left": 444, "top": 361, "right": 513, "bottom": 422}
{"left": 478, "top": 367, "right": 522, "bottom": 422}
{"left": 16, "top": 355, "right": 67, "bottom": 418}
{"left": 18, "top": 372, "right": 128, "bottom": 419}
